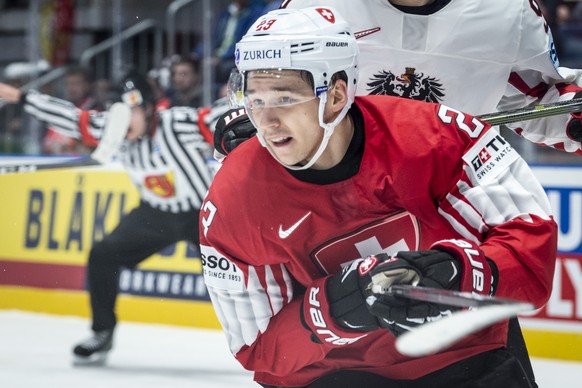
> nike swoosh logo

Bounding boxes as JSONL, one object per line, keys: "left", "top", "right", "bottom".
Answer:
{"left": 355, "top": 27, "right": 381, "bottom": 40}
{"left": 278, "top": 211, "right": 312, "bottom": 239}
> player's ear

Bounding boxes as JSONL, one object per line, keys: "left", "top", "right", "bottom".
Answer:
{"left": 326, "top": 78, "right": 349, "bottom": 115}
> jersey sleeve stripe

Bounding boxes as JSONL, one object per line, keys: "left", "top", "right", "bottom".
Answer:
{"left": 508, "top": 72, "right": 549, "bottom": 99}
{"left": 206, "top": 263, "right": 294, "bottom": 354}
{"left": 24, "top": 92, "right": 80, "bottom": 135}
{"left": 78, "top": 111, "right": 98, "bottom": 146}
{"left": 440, "top": 158, "right": 552, "bottom": 242}
{"left": 208, "top": 287, "right": 247, "bottom": 354}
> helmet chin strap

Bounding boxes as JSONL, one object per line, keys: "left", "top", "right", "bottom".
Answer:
{"left": 258, "top": 92, "right": 352, "bottom": 171}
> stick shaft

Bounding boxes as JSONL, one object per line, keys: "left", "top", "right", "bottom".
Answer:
{"left": 386, "top": 285, "right": 523, "bottom": 308}
{"left": 477, "top": 98, "right": 582, "bottom": 126}
{"left": 395, "top": 301, "right": 534, "bottom": 357}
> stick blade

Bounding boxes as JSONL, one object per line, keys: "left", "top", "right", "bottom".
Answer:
{"left": 395, "top": 302, "right": 534, "bottom": 357}
{"left": 91, "top": 102, "right": 131, "bottom": 164}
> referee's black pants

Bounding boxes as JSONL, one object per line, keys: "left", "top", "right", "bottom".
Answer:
{"left": 86, "top": 201, "right": 200, "bottom": 332}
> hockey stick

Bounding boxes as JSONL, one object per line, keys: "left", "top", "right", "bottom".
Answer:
{"left": 380, "top": 285, "right": 534, "bottom": 357}
{"left": 477, "top": 97, "right": 582, "bottom": 126}
{"left": 0, "top": 102, "right": 131, "bottom": 175}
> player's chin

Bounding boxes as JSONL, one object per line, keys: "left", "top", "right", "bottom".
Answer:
{"left": 270, "top": 148, "right": 302, "bottom": 166}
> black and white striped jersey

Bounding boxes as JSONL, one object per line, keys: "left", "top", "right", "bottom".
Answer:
{"left": 23, "top": 90, "right": 225, "bottom": 213}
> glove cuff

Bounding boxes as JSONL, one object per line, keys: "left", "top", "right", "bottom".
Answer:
{"left": 302, "top": 276, "right": 369, "bottom": 347}
{"left": 430, "top": 239, "right": 493, "bottom": 296}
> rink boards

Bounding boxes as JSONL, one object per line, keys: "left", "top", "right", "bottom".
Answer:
{"left": 0, "top": 160, "right": 218, "bottom": 329}
{"left": 0, "top": 158, "right": 581, "bottom": 360}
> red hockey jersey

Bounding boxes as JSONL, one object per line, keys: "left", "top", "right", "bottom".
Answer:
{"left": 199, "top": 95, "right": 557, "bottom": 386}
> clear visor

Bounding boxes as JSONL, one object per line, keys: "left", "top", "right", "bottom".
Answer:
{"left": 228, "top": 69, "right": 317, "bottom": 129}
{"left": 226, "top": 69, "right": 245, "bottom": 108}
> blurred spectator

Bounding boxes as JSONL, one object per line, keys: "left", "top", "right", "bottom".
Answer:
{"left": 92, "top": 77, "right": 112, "bottom": 110}
{"left": 196, "top": 0, "right": 264, "bottom": 85}
{"left": 0, "top": 60, "right": 51, "bottom": 154}
{"left": 574, "top": 1, "right": 582, "bottom": 21}
{"left": 0, "top": 79, "right": 25, "bottom": 153}
{"left": 146, "top": 68, "right": 171, "bottom": 112}
{"left": 554, "top": 1, "right": 582, "bottom": 67}
{"left": 539, "top": 0, "right": 582, "bottom": 67}
{"left": 42, "top": 65, "right": 104, "bottom": 155}
{"left": 167, "top": 57, "right": 202, "bottom": 107}
{"left": 261, "top": 0, "right": 283, "bottom": 13}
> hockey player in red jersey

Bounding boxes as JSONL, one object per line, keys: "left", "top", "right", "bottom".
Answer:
{"left": 200, "top": 7, "right": 558, "bottom": 388}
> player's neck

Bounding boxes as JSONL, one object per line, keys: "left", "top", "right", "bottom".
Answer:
{"left": 312, "top": 114, "right": 354, "bottom": 170}
{"left": 389, "top": 0, "right": 435, "bottom": 6}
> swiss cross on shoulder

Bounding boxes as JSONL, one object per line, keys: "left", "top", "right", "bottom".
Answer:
{"left": 437, "top": 105, "right": 486, "bottom": 139}
{"left": 316, "top": 8, "right": 335, "bottom": 23}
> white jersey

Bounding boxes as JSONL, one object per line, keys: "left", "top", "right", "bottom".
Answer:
{"left": 282, "top": 0, "right": 582, "bottom": 154}
{"left": 23, "top": 90, "right": 221, "bottom": 213}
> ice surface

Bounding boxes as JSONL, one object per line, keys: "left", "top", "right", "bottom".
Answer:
{"left": 0, "top": 310, "right": 580, "bottom": 388}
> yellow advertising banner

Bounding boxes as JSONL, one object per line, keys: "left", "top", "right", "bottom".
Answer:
{"left": 0, "top": 167, "right": 202, "bottom": 272}
{"left": 0, "top": 165, "right": 215, "bottom": 329}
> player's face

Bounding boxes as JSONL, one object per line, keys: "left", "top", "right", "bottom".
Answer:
{"left": 244, "top": 70, "right": 323, "bottom": 167}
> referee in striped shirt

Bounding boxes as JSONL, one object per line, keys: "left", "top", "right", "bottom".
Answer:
{"left": 0, "top": 71, "right": 227, "bottom": 364}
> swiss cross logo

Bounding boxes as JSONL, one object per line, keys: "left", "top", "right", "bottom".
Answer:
{"left": 478, "top": 148, "right": 491, "bottom": 163}
{"left": 311, "top": 211, "right": 420, "bottom": 275}
{"left": 359, "top": 256, "right": 378, "bottom": 276}
{"left": 316, "top": 8, "right": 335, "bottom": 23}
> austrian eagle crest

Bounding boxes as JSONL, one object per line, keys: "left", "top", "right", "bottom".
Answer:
{"left": 366, "top": 67, "right": 445, "bottom": 103}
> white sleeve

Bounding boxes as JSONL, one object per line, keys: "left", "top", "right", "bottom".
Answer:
{"left": 200, "top": 244, "right": 294, "bottom": 355}
{"left": 23, "top": 89, "right": 108, "bottom": 141}
{"left": 498, "top": 0, "right": 582, "bottom": 154}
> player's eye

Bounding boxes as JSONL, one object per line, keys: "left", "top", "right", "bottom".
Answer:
{"left": 276, "top": 96, "right": 296, "bottom": 106}
{"left": 249, "top": 98, "right": 265, "bottom": 109}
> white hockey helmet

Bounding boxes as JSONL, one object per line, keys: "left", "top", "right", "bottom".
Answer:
{"left": 232, "top": 6, "right": 359, "bottom": 170}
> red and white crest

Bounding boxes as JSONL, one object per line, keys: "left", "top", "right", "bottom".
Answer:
{"left": 311, "top": 211, "right": 420, "bottom": 275}
{"left": 358, "top": 256, "right": 378, "bottom": 276}
{"left": 316, "top": 8, "right": 335, "bottom": 23}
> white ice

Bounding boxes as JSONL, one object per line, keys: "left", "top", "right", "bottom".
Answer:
{"left": 0, "top": 310, "right": 580, "bottom": 388}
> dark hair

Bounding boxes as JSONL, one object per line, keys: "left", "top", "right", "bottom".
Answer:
{"left": 171, "top": 57, "right": 200, "bottom": 75}
{"left": 65, "top": 65, "right": 94, "bottom": 83}
{"left": 300, "top": 69, "right": 347, "bottom": 91}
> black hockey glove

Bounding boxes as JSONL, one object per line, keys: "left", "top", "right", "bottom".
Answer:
{"left": 325, "top": 258, "right": 385, "bottom": 332}
{"left": 566, "top": 91, "right": 582, "bottom": 142}
{"left": 365, "top": 251, "right": 461, "bottom": 337}
{"left": 366, "top": 240, "right": 495, "bottom": 337}
{"left": 301, "top": 257, "right": 389, "bottom": 347}
{"left": 213, "top": 107, "right": 257, "bottom": 159}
